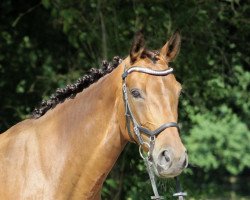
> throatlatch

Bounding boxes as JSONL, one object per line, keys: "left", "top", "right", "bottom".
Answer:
{"left": 122, "top": 65, "right": 187, "bottom": 200}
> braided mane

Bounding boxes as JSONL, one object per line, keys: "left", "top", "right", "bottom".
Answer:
{"left": 32, "top": 56, "right": 123, "bottom": 119}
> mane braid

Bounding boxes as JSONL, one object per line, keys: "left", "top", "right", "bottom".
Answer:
{"left": 31, "top": 56, "right": 123, "bottom": 119}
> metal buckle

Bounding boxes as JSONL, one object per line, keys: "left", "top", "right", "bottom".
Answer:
{"left": 173, "top": 192, "right": 187, "bottom": 197}
{"left": 122, "top": 84, "right": 128, "bottom": 99}
{"left": 139, "top": 142, "right": 150, "bottom": 160}
{"left": 134, "top": 126, "right": 143, "bottom": 144}
{"left": 149, "top": 135, "right": 156, "bottom": 160}
{"left": 151, "top": 196, "right": 164, "bottom": 200}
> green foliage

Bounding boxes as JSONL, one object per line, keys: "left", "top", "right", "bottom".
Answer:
{"left": 0, "top": 0, "right": 249, "bottom": 199}
{"left": 186, "top": 106, "right": 250, "bottom": 175}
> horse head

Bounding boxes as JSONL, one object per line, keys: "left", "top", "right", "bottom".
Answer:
{"left": 119, "top": 31, "right": 188, "bottom": 178}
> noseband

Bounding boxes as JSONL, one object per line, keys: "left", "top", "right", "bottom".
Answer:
{"left": 122, "top": 65, "right": 186, "bottom": 200}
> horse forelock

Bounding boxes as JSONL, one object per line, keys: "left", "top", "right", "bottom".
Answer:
{"left": 141, "top": 50, "right": 160, "bottom": 63}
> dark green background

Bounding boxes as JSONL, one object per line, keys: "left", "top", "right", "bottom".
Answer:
{"left": 1, "top": 0, "right": 249, "bottom": 199}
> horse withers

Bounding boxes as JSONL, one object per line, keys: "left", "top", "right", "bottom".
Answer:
{"left": 0, "top": 31, "right": 187, "bottom": 199}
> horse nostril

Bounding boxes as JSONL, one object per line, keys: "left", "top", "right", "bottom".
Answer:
{"left": 163, "top": 151, "right": 170, "bottom": 162}
{"left": 158, "top": 150, "right": 172, "bottom": 167}
{"left": 182, "top": 154, "right": 188, "bottom": 169}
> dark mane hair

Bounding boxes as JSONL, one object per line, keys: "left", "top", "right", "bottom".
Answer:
{"left": 32, "top": 56, "right": 123, "bottom": 119}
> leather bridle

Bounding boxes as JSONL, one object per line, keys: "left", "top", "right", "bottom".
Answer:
{"left": 122, "top": 66, "right": 180, "bottom": 145}
{"left": 121, "top": 65, "right": 187, "bottom": 200}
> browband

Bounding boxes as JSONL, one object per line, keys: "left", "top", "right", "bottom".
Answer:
{"left": 122, "top": 66, "right": 174, "bottom": 79}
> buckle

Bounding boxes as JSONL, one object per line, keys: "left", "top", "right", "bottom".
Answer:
{"left": 151, "top": 196, "right": 164, "bottom": 200}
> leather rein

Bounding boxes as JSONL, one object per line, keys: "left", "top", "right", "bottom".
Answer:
{"left": 122, "top": 65, "right": 187, "bottom": 200}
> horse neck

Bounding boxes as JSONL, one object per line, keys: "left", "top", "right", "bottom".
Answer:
{"left": 36, "top": 63, "right": 127, "bottom": 199}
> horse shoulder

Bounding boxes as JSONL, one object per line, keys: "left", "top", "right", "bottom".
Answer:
{"left": 0, "top": 119, "right": 50, "bottom": 199}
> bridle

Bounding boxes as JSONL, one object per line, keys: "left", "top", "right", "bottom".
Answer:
{"left": 122, "top": 66, "right": 180, "bottom": 145}
{"left": 122, "top": 65, "right": 187, "bottom": 200}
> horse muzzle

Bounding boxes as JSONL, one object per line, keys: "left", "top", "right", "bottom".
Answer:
{"left": 153, "top": 147, "right": 188, "bottom": 178}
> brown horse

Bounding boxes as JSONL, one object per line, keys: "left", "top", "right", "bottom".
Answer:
{"left": 0, "top": 31, "right": 187, "bottom": 199}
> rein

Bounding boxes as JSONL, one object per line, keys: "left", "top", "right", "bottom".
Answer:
{"left": 122, "top": 65, "right": 187, "bottom": 200}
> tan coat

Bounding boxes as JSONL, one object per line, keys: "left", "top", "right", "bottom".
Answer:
{"left": 0, "top": 32, "right": 187, "bottom": 199}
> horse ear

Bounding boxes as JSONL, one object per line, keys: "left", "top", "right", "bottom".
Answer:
{"left": 161, "top": 31, "right": 181, "bottom": 62}
{"left": 130, "top": 31, "right": 145, "bottom": 63}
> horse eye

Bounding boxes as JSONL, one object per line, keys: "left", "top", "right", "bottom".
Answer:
{"left": 131, "top": 89, "right": 142, "bottom": 98}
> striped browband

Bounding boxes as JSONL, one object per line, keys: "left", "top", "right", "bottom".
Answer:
{"left": 122, "top": 66, "right": 174, "bottom": 79}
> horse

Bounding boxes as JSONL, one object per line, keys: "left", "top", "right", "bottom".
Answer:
{"left": 0, "top": 31, "right": 188, "bottom": 199}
